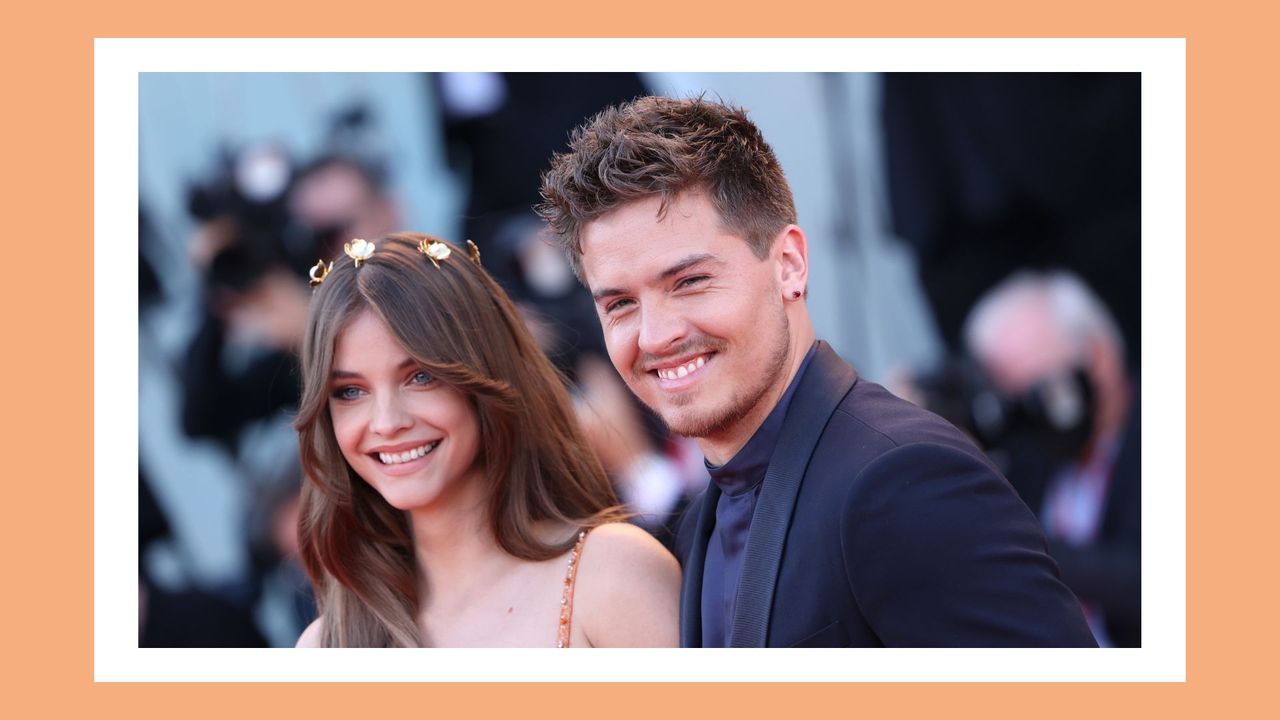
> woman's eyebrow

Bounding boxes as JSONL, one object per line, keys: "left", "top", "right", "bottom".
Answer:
{"left": 331, "top": 357, "right": 417, "bottom": 380}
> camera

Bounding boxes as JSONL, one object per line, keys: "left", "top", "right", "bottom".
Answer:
{"left": 915, "top": 355, "right": 1096, "bottom": 465}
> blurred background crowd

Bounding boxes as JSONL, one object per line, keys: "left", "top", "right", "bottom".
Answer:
{"left": 137, "top": 72, "right": 1140, "bottom": 648}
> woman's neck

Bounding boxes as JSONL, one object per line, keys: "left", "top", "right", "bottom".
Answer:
{"left": 408, "top": 494, "right": 503, "bottom": 595}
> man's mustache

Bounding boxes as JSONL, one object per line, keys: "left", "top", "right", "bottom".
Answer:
{"left": 633, "top": 338, "right": 728, "bottom": 377}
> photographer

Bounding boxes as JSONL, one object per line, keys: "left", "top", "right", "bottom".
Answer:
{"left": 180, "top": 143, "right": 307, "bottom": 450}
{"left": 960, "top": 270, "right": 1140, "bottom": 647}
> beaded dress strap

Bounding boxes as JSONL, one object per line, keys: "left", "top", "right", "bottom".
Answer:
{"left": 556, "top": 529, "right": 589, "bottom": 648}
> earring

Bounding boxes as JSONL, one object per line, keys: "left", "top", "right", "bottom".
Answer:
{"left": 791, "top": 290, "right": 802, "bottom": 299}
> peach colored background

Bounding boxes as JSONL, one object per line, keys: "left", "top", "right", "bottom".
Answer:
{"left": 12, "top": 0, "right": 1270, "bottom": 715}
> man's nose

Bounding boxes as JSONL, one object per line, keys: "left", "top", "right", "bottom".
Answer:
{"left": 637, "top": 303, "right": 687, "bottom": 357}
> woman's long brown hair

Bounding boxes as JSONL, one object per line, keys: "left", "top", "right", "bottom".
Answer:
{"left": 293, "top": 233, "right": 626, "bottom": 647}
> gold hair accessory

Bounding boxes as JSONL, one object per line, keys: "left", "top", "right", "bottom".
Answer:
{"left": 466, "top": 239, "right": 482, "bottom": 266}
{"left": 308, "top": 259, "right": 333, "bottom": 289}
{"left": 419, "top": 239, "right": 452, "bottom": 269}
{"left": 344, "top": 238, "right": 375, "bottom": 267}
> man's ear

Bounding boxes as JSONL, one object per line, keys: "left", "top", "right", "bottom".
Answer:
{"left": 774, "top": 225, "right": 809, "bottom": 300}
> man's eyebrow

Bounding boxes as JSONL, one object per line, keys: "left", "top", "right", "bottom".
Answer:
{"left": 590, "top": 253, "right": 720, "bottom": 304}
{"left": 657, "top": 253, "right": 719, "bottom": 282}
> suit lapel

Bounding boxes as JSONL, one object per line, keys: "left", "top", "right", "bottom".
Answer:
{"left": 679, "top": 482, "right": 720, "bottom": 647}
{"left": 728, "top": 342, "right": 857, "bottom": 647}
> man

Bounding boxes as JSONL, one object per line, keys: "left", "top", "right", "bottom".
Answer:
{"left": 538, "top": 96, "right": 1095, "bottom": 647}
{"left": 289, "top": 154, "right": 400, "bottom": 260}
{"left": 964, "top": 270, "right": 1140, "bottom": 647}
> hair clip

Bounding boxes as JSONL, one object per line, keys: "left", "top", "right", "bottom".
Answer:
{"left": 308, "top": 259, "right": 333, "bottom": 289}
{"left": 466, "top": 239, "right": 482, "bottom": 266}
{"left": 344, "top": 238, "right": 375, "bottom": 267}
{"left": 419, "top": 239, "right": 452, "bottom": 269}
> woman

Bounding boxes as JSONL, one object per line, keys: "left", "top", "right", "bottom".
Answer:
{"left": 293, "top": 232, "right": 679, "bottom": 647}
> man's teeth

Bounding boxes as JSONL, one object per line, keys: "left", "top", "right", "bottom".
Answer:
{"left": 378, "top": 441, "right": 440, "bottom": 465}
{"left": 657, "top": 355, "right": 707, "bottom": 381}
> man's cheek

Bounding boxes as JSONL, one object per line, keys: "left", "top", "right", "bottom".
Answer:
{"left": 603, "top": 331, "right": 633, "bottom": 375}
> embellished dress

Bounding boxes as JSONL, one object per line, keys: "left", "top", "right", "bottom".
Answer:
{"left": 556, "top": 529, "right": 589, "bottom": 648}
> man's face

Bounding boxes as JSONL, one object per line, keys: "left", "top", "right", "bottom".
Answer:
{"left": 290, "top": 165, "right": 394, "bottom": 256}
{"left": 979, "top": 300, "right": 1076, "bottom": 395}
{"left": 579, "top": 192, "right": 791, "bottom": 445}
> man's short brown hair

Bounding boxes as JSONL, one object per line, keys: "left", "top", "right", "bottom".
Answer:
{"left": 537, "top": 95, "right": 797, "bottom": 281}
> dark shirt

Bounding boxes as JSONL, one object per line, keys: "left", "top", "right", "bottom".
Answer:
{"left": 700, "top": 342, "right": 817, "bottom": 647}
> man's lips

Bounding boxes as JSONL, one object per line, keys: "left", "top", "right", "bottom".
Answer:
{"left": 651, "top": 352, "right": 710, "bottom": 381}
{"left": 646, "top": 351, "right": 715, "bottom": 388}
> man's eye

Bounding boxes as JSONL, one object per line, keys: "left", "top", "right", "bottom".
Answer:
{"left": 606, "top": 298, "right": 635, "bottom": 314}
{"left": 410, "top": 370, "right": 434, "bottom": 385}
{"left": 678, "top": 275, "right": 709, "bottom": 289}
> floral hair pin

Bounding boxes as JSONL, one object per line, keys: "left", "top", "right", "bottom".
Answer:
{"left": 419, "top": 239, "right": 452, "bottom": 269}
{"left": 308, "top": 259, "right": 333, "bottom": 289}
{"left": 344, "top": 238, "right": 375, "bottom": 267}
{"left": 466, "top": 239, "right": 482, "bottom": 266}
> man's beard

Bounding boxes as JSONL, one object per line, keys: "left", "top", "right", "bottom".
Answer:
{"left": 652, "top": 306, "right": 791, "bottom": 441}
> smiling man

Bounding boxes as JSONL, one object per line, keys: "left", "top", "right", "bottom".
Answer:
{"left": 538, "top": 96, "right": 1096, "bottom": 647}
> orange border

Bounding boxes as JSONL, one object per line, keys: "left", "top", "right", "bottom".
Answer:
{"left": 13, "top": 0, "right": 1268, "bottom": 715}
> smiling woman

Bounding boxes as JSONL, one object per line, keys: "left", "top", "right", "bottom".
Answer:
{"left": 327, "top": 311, "right": 483, "bottom": 515}
{"left": 292, "top": 233, "right": 680, "bottom": 647}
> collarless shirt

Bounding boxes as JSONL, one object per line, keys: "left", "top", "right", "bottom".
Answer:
{"left": 700, "top": 342, "right": 817, "bottom": 647}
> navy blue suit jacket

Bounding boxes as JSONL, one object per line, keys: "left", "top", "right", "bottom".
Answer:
{"left": 677, "top": 342, "right": 1096, "bottom": 647}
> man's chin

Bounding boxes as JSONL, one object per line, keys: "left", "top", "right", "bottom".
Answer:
{"left": 659, "top": 404, "right": 740, "bottom": 441}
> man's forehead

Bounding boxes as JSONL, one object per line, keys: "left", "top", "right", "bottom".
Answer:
{"left": 983, "top": 306, "right": 1078, "bottom": 391}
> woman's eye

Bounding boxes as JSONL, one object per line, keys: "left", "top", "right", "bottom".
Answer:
{"left": 410, "top": 370, "right": 434, "bottom": 385}
{"left": 332, "top": 386, "right": 363, "bottom": 401}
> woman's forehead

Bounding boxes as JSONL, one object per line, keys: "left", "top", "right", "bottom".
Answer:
{"left": 331, "top": 310, "right": 409, "bottom": 369}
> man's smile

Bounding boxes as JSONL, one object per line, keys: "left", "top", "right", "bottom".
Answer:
{"left": 649, "top": 352, "right": 715, "bottom": 390}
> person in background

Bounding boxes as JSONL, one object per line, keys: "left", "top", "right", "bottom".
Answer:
{"left": 963, "top": 269, "right": 1140, "bottom": 647}
{"left": 289, "top": 154, "right": 400, "bottom": 261}
{"left": 180, "top": 143, "right": 308, "bottom": 449}
{"left": 178, "top": 146, "right": 325, "bottom": 643}
{"left": 294, "top": 233, "right": 678, "bottom": 647}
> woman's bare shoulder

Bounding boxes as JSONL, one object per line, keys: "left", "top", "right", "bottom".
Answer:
{"left": 296, "top": 616, "right": 325, "bottom": 648}
{"left": 581, "top": 522, "right": 678, "bottom": 570}
{"left": 573, "top": 522, "right": 681, "bottom": 647}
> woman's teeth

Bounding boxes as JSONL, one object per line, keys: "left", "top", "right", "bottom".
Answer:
{"left": 378, "top": 441, "right": 440, "bottom": 465}
{"left": 657, "top": 355, "right": 706, "bottom": 381}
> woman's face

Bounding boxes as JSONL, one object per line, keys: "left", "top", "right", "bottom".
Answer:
{"left": 328, "top": 309, "right": 483, "bottom": 514}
